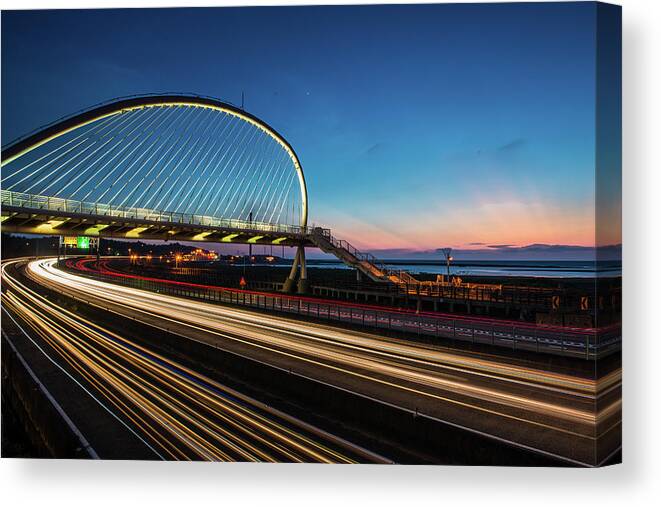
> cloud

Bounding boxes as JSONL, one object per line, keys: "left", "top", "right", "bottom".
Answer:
{"left": 365, "top": 142, "right": 384, "bottom": 156}
{"left": 381, "top": 244, "right": 623, "bottom": 261}
{"left": 497, "top": 138, "right": 526, "bottom": 152}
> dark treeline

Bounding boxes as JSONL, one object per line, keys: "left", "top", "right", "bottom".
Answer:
{"left": 1, "top": 233, "right": 60, "bottom": 259}
{"left": 0, "top": 233, "right": 202, "bottom": 259}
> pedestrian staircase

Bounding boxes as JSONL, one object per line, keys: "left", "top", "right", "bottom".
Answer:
{"left": 309, "top": 227, "right": 418, "bottom": 285}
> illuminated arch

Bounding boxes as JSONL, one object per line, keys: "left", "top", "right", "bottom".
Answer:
{"left": 1, "top": 94, "right": 308, "bottom": 228}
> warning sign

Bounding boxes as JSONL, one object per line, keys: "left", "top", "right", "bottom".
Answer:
{"left": 551, "top": 296, "right": 560, "bottom": 310}
{"left": 580, "top": 296, "right": 589, "bottom": 311}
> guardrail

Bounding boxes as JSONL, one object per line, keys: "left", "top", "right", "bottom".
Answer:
{"left": 1, "top": 321, "right": 98, "bottom": 458}
{"left": 61, "top": 259, "right": 621, "bottom": 360}
{"left": 1, "top": 190, "right": 307, "bottom": 235}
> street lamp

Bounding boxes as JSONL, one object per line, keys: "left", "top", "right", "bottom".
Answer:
{"left": 440, "top": 248, "right": 453, "bottom": 281}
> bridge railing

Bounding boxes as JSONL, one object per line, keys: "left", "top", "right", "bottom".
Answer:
{"left": 1, "top": 190, "right": 307, "bottom": 235}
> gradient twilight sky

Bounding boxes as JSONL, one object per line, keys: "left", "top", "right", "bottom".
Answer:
{"left": 2, "top": 3, "right": 609, "bottom": 252}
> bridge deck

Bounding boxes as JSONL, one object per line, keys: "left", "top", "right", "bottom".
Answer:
{"left": 1, "top": 190, "right": 312, "bottom": 246}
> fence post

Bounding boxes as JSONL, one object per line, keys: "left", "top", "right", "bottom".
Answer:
{"left": 586, "top": 333, "right": 590, "bottom": 360}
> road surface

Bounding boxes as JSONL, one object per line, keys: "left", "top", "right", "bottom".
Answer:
{"left": 5, "top": 258, "right": 621, "bottom": 465}
{"left": 2, "top": 258, "right": 391, "bottom": 463}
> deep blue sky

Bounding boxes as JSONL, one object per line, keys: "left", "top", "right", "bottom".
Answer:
{"left": 2, "top": 3, "right": 612, "bottom": 255}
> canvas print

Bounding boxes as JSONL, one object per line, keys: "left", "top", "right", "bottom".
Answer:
{"left": 0, "top": 2, "right": 621, "bottom": 466}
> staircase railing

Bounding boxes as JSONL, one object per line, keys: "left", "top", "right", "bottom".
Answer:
{"left": 311, "top": 227, "right": 416, "bottom": 283}
{"left": 313, "top": 229, "right": 385, "bottom": 269}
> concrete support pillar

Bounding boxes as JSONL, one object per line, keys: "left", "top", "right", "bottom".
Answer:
{"left": 283, "top": 247, "right": 300, "bottom": 293}
{"left": 297, "top": 246, "right": 309, "bottom": 294}
{"left": 283, "top": 245, "right": 309, "bottom": 294}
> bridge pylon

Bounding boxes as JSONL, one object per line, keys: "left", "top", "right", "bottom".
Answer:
{"left": 283, "top": 244, "right": 308, "bottom": 294}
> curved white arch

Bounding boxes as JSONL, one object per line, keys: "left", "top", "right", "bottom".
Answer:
{"left": 2, "top": 95, "right": 308, "bottom": 227}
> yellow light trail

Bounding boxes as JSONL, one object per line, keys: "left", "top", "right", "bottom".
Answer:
{"left": 10, "top": 258, "right": 622, "bottom": 465}
{"left": 1, "top": 259, "right": 390, "bottom": 463}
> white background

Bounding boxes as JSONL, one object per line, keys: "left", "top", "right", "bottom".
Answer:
{"left": 1, "top": 0, "right": 659, "bottom": 505}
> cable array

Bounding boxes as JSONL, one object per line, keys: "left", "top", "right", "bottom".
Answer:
{"left": 2, "top": 105, "right": 304, "bottom": 226}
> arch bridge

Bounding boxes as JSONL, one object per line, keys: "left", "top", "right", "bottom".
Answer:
{"left": 1, "top": 94, "right": 412, "bottom": 291}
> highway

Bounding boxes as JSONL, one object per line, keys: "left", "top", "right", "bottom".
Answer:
{"left": 4, "top": 258, "right": 621, "bottom": 466}
{"left": 1, "top": 258, "right": 391, "bottom": 463}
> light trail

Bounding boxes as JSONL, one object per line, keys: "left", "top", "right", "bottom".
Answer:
{"left": 16, "top": 257, "right": 621, "bottom": 465}
{"left": 79, "top": 256, "right": 614, "bottom": 334}
{"left": 64, "top": 261, "right": 604, "bottom": 395}
{"left": 69, "top": 257, "right": 621, "bottom": 359}
{"left": 1, "top": 259, "right": 391, "bottom": 463}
